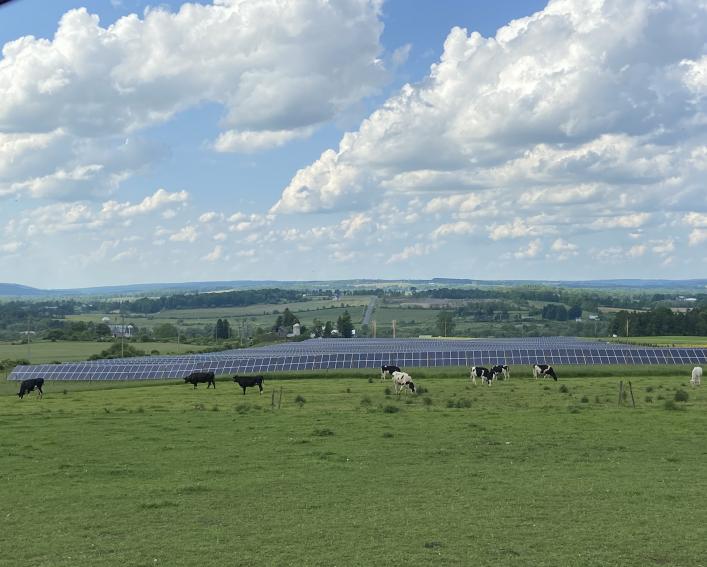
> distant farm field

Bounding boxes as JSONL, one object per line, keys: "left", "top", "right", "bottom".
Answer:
{"left": 609, "top": 336, "right": 707, "bottom": 347}
{"left": 0, "top": 341, "right": 201, "bottom": 365}
{"left": 2, "top": 367, "right": 706, "bottom": 566}
{"left": 66, "top": 298, "right": 372, "bottom": 332}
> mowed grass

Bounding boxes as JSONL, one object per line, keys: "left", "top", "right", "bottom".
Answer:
{"left": 2, "top": 367, "right": 706, "bottom": 566}
{"left": 0, "top": 341, "right": 201, "bottom": 365}
{"left": 65, "top": 298, "right": 373, "bottom": 332}
{"left": 609, "top": 336, "right": 707, "bottom": 347}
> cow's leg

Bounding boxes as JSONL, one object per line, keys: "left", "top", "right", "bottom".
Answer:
{"left": 242, "top": 386, "right": 246, "bottom": 395}
{"left": 258, "top": 384, "right": 263, "bottom": 394}
{"left": 37, "top": 386, "right": 43, "bottom": 399}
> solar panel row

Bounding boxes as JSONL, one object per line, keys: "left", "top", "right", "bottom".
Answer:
{"left": 9, "top": 338, "right": 706, "bottom": 381}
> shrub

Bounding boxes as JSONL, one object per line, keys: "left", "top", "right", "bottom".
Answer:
{"left": 423, "top": 397, "right": 433, "bottom": 406}
{"left": 559, "top": 385, "right": 570, "bottom": 394}
{"left": 383, "top": 405, "right": 400, "bottom": 414}
{"left": 384, "top": 387, "right": 392, "bottom": 396}
{"left": 580, "top": 396, "right": 589, "bottom": 403}
{"left": 416, "top": 385, "right": 428, "bottom": 394}
{"left": 657, "top": 395, "right": 665, "bottom": 400}
{"left": 234, "top": 403, "right": 251, "bottom": 414}
{"left": 313, "top": 428, "right": 335, "bottom": 436}
{"left": 294, "top": 395, "right": 306, "bottom": 407}
{"left": 674, "top": 390, "right": 689, "bottom": 402}
{"left": 664, "top": 400, "right": 685, "bottom": 411}
{"left": 543, "top": 386, "right": 551, "bottom": 391}
{"left": 382, "top": 431, "right": 394, "bottom": 438}
{"left": 360, "top": 395, "right": 372, "bottom": 407}
{"left": 645, "top": 386, "right": 654, "bottom": 393}
{"left": 645, "top": 396, "right": 653, "bottom": 403}
{"left": 345, "top": 388, "right": 351, "bottom": 393}
{"left": 367, "top": 377, "right": 373, "bottom": 383}
{"left": 447, "top": 398, "right": 471, "bottom": 408}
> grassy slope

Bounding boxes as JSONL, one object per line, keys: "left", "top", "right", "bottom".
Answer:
{"left": 0, "top": 341, "right": 201, "bottom": 365}
{"left": 2, "top": 368, "right": 705, "bottom": 566}
{"left": 609, "top": 336, "right": 707, "bottom": 347}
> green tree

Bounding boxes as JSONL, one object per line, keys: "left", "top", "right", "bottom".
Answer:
{"left": 436, "top": 311, "right": 455, "bottom": 336}
{"left": 337, "top": 310, "right": 354, "bottom": 338}
{"left": 323, "top": 321, "right": 333, "bottom": 337}
{"left": 568, "top": 305, "right": 582, "bottom": 319}
{"left": 153, "top": 323, "right": 179, "bottom": 340}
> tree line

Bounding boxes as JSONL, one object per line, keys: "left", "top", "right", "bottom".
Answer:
{"left": 610, "top": 306, "right": 707, "bottom": 336}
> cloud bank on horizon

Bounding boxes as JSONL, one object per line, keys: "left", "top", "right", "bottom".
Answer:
{"left": 1, "top": 0, "right": 705, "bottom": 287}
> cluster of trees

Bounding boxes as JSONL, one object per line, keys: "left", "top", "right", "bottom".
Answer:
{"left": 98, "top": 288, "right": 305, "bottom": 314}
{"left": 610, "top": 306, "right": 707, "bottom": 336}
{"left": 541, "top": 304, "right": 582, "bottom": 321}
{"left": 215, "top": 319, "right": 232, "bottom": 340}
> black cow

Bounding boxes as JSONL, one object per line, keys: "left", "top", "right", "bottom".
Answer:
{"left": 470, "top": 366, "right": 493, "bottom": 385}
{"left": 490, "top": 364, "right": 510, "bottom": 381}
{"left": 533, "top": 364, "right": 558, "bottom": 381}
{"left": 184, "top": 371, "right": 216, "bottom": 389}
{"left": 17, "top": 378, "right": 44, "bottom": 399}
{"left": 381, "top": 364, "right": 401, "bottom": 380}
{"left": 232, "top": 375, "right": 264, "bottom": 395}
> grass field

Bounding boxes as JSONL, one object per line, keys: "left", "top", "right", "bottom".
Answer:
{"left": 2, "top": 366, "right": 706, "bottom": 566}
{"left": 66, "top": 298, "right": 372, "bottom": 333}
{"left": 609, "top": 336, "right": 707, "bottom": 347}
{"left": 0, "top": 341, "right": 203, "bottom": 365}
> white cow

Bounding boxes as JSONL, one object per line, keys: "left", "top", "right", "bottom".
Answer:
{"left": 391, "top": 371, "right": 416, "bottom": 395}
{"left": 691, "top": 366, "right": 702, "bottom": 387}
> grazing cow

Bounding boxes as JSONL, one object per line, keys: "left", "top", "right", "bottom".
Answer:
{"left": 184, "top": 371, "right": 216, "bottom": 389}
{"left": 470, "top": 366, "right": 493, "bottom": 385}
{"left": 17, "top": 378, "right": 44, "bottom": 399}
{"left": 381, "top": 364, "right": 401, "bottom": 381}
{"left": 490, "top": 364, "right": 510, "bottom": 381}
{"left": 232, "top": 374, "right": 265, "bottom": 395}
{"left": 391, "top": 371, "right": 416, "bottom": 394}
{"left": 533, "top": 364, "right": 558, "bottom": 381}
{"left": 691, "top": 366, "right": 702, "bottom": 387}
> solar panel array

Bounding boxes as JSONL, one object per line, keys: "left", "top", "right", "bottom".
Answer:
{"left": 9, "top": 337, "right": 706, "bottom": 382}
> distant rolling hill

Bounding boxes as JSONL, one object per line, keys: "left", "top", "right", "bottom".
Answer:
{"left": 0, "top": 278, "right": 705, "bottom": 299}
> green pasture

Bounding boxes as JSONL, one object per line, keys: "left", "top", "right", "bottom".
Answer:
{"left": 2, "top": 366, "right": 706, "bottom": 566}
{"left": 609, "top": 336, "right": 707, "bottom": 347}
{"left": 0, "top": 341, "right": 201, "bottom": 365}
{"left": 66, "top": 298, "right": 372, "bottom": 330}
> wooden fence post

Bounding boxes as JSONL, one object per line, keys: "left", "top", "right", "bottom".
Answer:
{"left": 628, "top": 381, "right": 635, "bottom": 408}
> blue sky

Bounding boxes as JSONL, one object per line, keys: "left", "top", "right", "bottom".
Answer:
{"left": 0, "top": 0, "right": 705, "bottom": 287}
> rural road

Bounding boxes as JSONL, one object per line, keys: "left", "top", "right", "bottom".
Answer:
{"left": 362, "top": 296, "right": 377, "bottom": 326}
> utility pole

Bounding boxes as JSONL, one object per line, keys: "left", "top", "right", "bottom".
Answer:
{"left": 120, "top": 301, "right": 125, "bottom": 358}
{"left": 26, "top": 314, "right": 31, "bottom": 362}
{"left": 372, "top": 320, "right": 376, "bottom": 338}
{"left": 392, "top": 319, "right": 396, "bottom": 339}
{"left": 626, "top": 317, "right": 629, "bottom": 338}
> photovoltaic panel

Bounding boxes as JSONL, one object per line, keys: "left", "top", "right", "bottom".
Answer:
{"left": 8, "top": 337, "right": 706, "bottom": 381}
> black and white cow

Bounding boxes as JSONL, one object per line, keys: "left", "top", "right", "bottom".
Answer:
{"left": 232, "top": 374, "right": 265, "bottom": 395}
{"left": 391, "top": 371, "right": 416, "bottom": 394}
{"left": 691, "top": 366, "right": 702, "bottom": 387}
{"left": 470, "top": 366, "right": 493, "bottom": 385}
{"left": 381, "top": 364, "right": 401, "bottom": 381}
{"left": 533, "top": 364, "right": 558, "bottom": 381}
{"left": 17, "top": 378, "right": 44, "bottom": 399}
{"left": 184, "top": 371, "right": 216, "bottom": 389}
{"left": 490, "top": 364, "right": 510, "bottom": 381}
